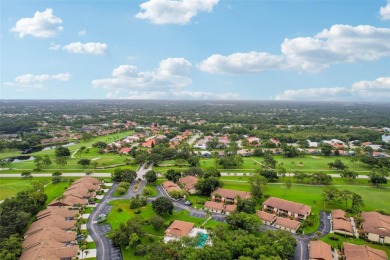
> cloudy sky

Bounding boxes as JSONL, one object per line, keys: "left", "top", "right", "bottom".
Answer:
{"left": 1, "top": 0, "right": 389, "bottom": 101}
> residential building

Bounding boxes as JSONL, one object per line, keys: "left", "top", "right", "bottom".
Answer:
{"left": 343, "top": 243, "right": 388, "bottom": 260}
{"left": 224, "top": 204, "right": 237, "bottom": 215}
{"left": 256, "top": 210, "right": 276, "bottom": 225}
{"left": 204, "top": 201, "right": 224, "bottom": 213}
{"left": 273, "top": 217, "right": 301, "bottom": 233}
{"left": 262, "top": 197, "right": 311, "bottom": 220}
{"left": 361, "top": 212, "right": 390, "bottom": 244}
{"left": 332, "top": 219, "right": 354, "bottom": 236}
{"left": 309, "top": 240, "right": 333, "bottom": 260}
{"left": 162, "top": 181, "right": 181, "bottom": 193}
{"left": 211, "top": 188, "right": 251, "bottom": 204}
{"left": 19, "top": 240, "right": 79, "bottom": 260}
{"left": 165, "top": 220, "right": 194, "bottom": 238}
{"left": 178, "top": 175, "right": 198, "bottom": 194}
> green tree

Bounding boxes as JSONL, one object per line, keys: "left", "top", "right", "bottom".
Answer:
{"left": 150, "top": 215, "right": 164, "bottom": 230}
{"left": 368, "top": 171, "right": 388, "bottom": 188}
{"left": 55, "top": 146, "right": 70, "bottom": 157}
{"left": 226, "top": 212, "right": 262, "bottom": 233}
{"left": 263, "top": 153, "right": 277, "bottom": 168}
{"left": 55, "top": 156, "right": 67, "bottom": 168}
{"left": 77, "top": 159, "right": 91, "bottom": 168}
{"left": 195, "top": 177, "right": 222, "bottom": 195}
{"left": 328, "top": 159, "right": 348, "bottom": 170}
{"left": 165, "top": 169, "right": 182, "bottom": 182}
{"left": 152, "top": 197, "right": 174, "bottom": 216}
{"left": 21, "top": 171, "right": 32, "bottom": 179}
{"left": 321, "top": 144, "right": 333, "bottom": 156}
{"left": 0, "top": 234, "right": 23, "bottom": 260}
{"left": 283, "top": 180, "right": 292, "bottom": 195}
{"left": 42, "top": 155, "right": 52, "bottom": 168}
{"left": 52, "top": 171, "right": 63, "bottom": 184}
{"left": 351, "top": 193, "right": 364, "bottom": 213}
{"left": 340, "top": 169, "right": 358, "bottom": 181}
{"left": 248, "top": 174, "right": 268, "bottom": 202}
{"left": 144, "top": 170, "right": 157, "bottom": 183}
{"left": 236, "top": 198, "right": 256, "bottom": 214}
{"left": 33, "top": 155, "right": 44, "bottom": 170}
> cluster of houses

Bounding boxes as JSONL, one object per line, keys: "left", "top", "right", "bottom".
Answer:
{"left": 162, "top": 175, "right": 199, "bottom": 197}
{"left": 331, "top": 209, "right": 356, "bottom": 237}
{"left": 257, "top": 197, "right": 311, "bottom": 234}
{"left": 19, "top": 176, "right": 102, "bottom": 260}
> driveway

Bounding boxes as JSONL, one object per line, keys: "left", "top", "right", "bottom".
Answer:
{"left": 87, "top": 183, "right": 118, "bottom": 260}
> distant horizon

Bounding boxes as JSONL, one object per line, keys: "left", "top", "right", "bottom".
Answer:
{"left": 1, "top": 1, "right": 390, "bottom": 101}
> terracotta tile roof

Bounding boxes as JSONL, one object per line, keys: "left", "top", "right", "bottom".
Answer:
{"left": 262, "top": 197, "right": 311, "bottom": 216}
{"left": 309, "top": 240, "right": 333, "bottom": 260}
{"left": 119, "top": 147, "right": 132, "bottom": 154}
{"left": 211, "top": 188, "right": 251, "bottom": 200}
{"left": 179, "top": 176, "right": 198, "bottom": 190}
{"left": 204, "top": 201, "right": 224, "bottom": 211}
{"left": 36, "top": 208, "right": 78, "bottom": 220}
{"left": 48, "top": 194, "right": 88, "bottom": 207}
{"left": 332, "top": 209, "right": 349, "bottom": 221}
{"left": 361, "top": 212, "right": 390, "bottom": 237}
{"left": 73, "top": 176, "right": 100, "bottom": 185}
{"left": 23, "top": 227, "right": 76, "bottom": 250}
{"left": 26, "top": 217, "right": 76, "bottom": 236}
{"left": 225, "top": 204, "right": 237, "bottom": 213}
{"left": 343, "top": 243, "right": 388, "bottom": 260}
{"left": 256, "top": 210, "right": 276, "bottom": 222}
{"left": 274, "top": 217, "right": 300, "bottom": 231}
{"left": 333, "top": 219, "right": 354, "bottom": 234}
{"left": 162, "top": 181, "right": 181, "bottom": 193}
{"left": 19, "top": 240, "right": 79, "bottom": 260}
{"left": 165, "top": 220, "right": 194, "bottom": 237}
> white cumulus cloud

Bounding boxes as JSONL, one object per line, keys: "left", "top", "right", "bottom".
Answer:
{"left": 199, "top": 24, "right": 390, "bottom": 74}
{"left": 10, "top": 8, "right": 63, "bottom": 38}
{"left": 4, "top": 73, "right": 71, "bottom": 90}
{"left": 92, "top": 58, "right": 192, "bottom": 91}
{"left": 380, "top": 1, "right": 390, "bottom": 20}
{"left": 274, "top": 77, "right": 390, "bottom": 101}
{"left": 198, "top": 52, "right": 284, "bottom": 74}
{"left": 78, "top": 29, "right": 87, "bottom": 36}
{"left": 63, "top": 42, "right": 109, "bottom": 55}
{"left": 135, "top": 0, "right": 219, "bottom": 25}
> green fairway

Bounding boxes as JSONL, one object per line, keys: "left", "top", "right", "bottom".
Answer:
{"left": 0, "top": 178, "right": 49, "bottom": 200}
{"left": 44, "top": 181, "right": 71, "bottom": 206}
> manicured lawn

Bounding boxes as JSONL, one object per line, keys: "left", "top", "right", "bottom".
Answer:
{"left": 321, "top": 233, "right": 390, "bottom": 257}
{"left": 44, "top": 180, "right": 71, "bottom": 206}
{"left": 0, "top": 149, "right": 23, "bottom": 160}
{"left": 0, "top": 177, "right": 50, "bottom": 200}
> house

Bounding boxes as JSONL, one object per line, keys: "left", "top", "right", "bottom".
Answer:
{"left": 307, "top": 140, "right": 318, "bottom": 148}
{"left": 204, "top": 201, "right": 224, "bottom": 213}
{"left": 332, "top": 209, "right": 349, "bottom": 221}
{"left": 25, "top": 217, "right": 76, "bottom": 236}
{"left": 211, "top": 188, "right": 251, "bottom": 204}
{"left": 382, "top": 135, "right": 390, "bottom": 143}
{"left": 343, "top": 243, "right": 388, "bottom": 260}
{"left": 237, "top": 149, "right": 252, "bottom": 157}
{"left": 309, "top": 240, "right": 333, "bottom": 260}
{"left": 178, "top": 175, "right": 198, "bottom": 194}
{"left": 361, "top": 212, "right": 390, "bottom": 244}
{"left": 119, "top": 147, "right": 132, "bottom": 155}
{"left": 273, "top": 217, "right": 301, "bottom": 233}
{"left": 23, "top": 227, "right": 77, "bottom": 251}
{"left": 193, "top": 143, "right": 207, "bottom": 149}
{"left": 162, "top": 181, "right": 181, "bottom": 193}
{"left": 269, "top": 138, "right": 281, "bottom": 146}
{"left": 256, "top": 210, "right": 277, "bottom": 225}
{"left": 262, "top": 197, "right": 311, "bottom": 221}
{"left": 246, "top": 136, "right": 261, "bottom": 146}
{"left": 48, "top": 195, "right": 88, "bottom": 208}
{"left": 19, "top": 240, "right": 79, "bottom": 260}
{"left": 224, "top": 204, "right": 237, "bottom": 215}
{"left": 165, "top": 220, "right": 194, "bottom": 238}
{"left": 40, "top": 137, "right": 67, "bottom": 145}
{"left": 332, "top": 219, "right": 354, "bottom": 236}
{"left": 142, "top": 139, "right": 156, "bottom": 148}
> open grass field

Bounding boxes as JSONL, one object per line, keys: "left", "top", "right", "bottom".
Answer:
{"left": 321, "top": 233, "right": 390, "bottom": 257}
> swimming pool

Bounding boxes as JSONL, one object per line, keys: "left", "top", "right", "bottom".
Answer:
{"left": 196, "top": 232, "right": 209, "bottom": 248}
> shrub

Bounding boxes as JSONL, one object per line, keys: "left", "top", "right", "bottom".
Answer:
{"left": 142, "top": 187, "right": 152, "bottom": 196}
{"left": 116, "top": 187, "right": 127, "bottom": 195}
{"left": 117, "top": 208, "right": 123, "bottom": 212}
{"left": 134, "top": 209, "right": 141, "bottom": 214}
{"left": 329, "top": 235, "right": 339, "bottom": 241}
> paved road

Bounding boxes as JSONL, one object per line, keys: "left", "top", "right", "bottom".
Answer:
{"left": 87, "top": 183, "right": 118, "bottom": 260}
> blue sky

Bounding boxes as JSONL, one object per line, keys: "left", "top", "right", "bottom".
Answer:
{"left": 1, "top": 0, "right": 389, "bottom": 100}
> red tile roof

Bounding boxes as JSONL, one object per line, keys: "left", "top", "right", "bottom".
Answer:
{"left": 204, "top": 201, "right": 224, "bottom": 211}
{"left": 225, "top": 204, "right": 237, "bottom": 213}
{"left": 211, "top": 188, "right": 251, "bottom": 200}
{"left": 343, "top": 243, "right": 388, "bottom": 260}
{"left": 274, "top": 217, "right": 301, "bottom": 230}
{"left": 256, "top": 210, "right": 276, "bottom": 222}
{"left": 332, "top": 209, "right": 349, "bottom": 221}
{"left": 309, "top": 240, "right": 333, "bottom": 260}
{"left": 263, "top": 197, "right": 311, "bottom": 216}
{"left": 179, "top": 175, "right": 198, "bottom": 190}
{"left": 333, "top": 219, "right": 354, "bottom": 234}
{"left": 361, "top": 211, "right": 390, "bottom": 237}
{"left": 165, "top": 220, "right": 194, "bottom": 237}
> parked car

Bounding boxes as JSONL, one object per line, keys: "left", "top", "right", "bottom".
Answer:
{"left": 184, "top": 201, "right": 192, "bottom": 206}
